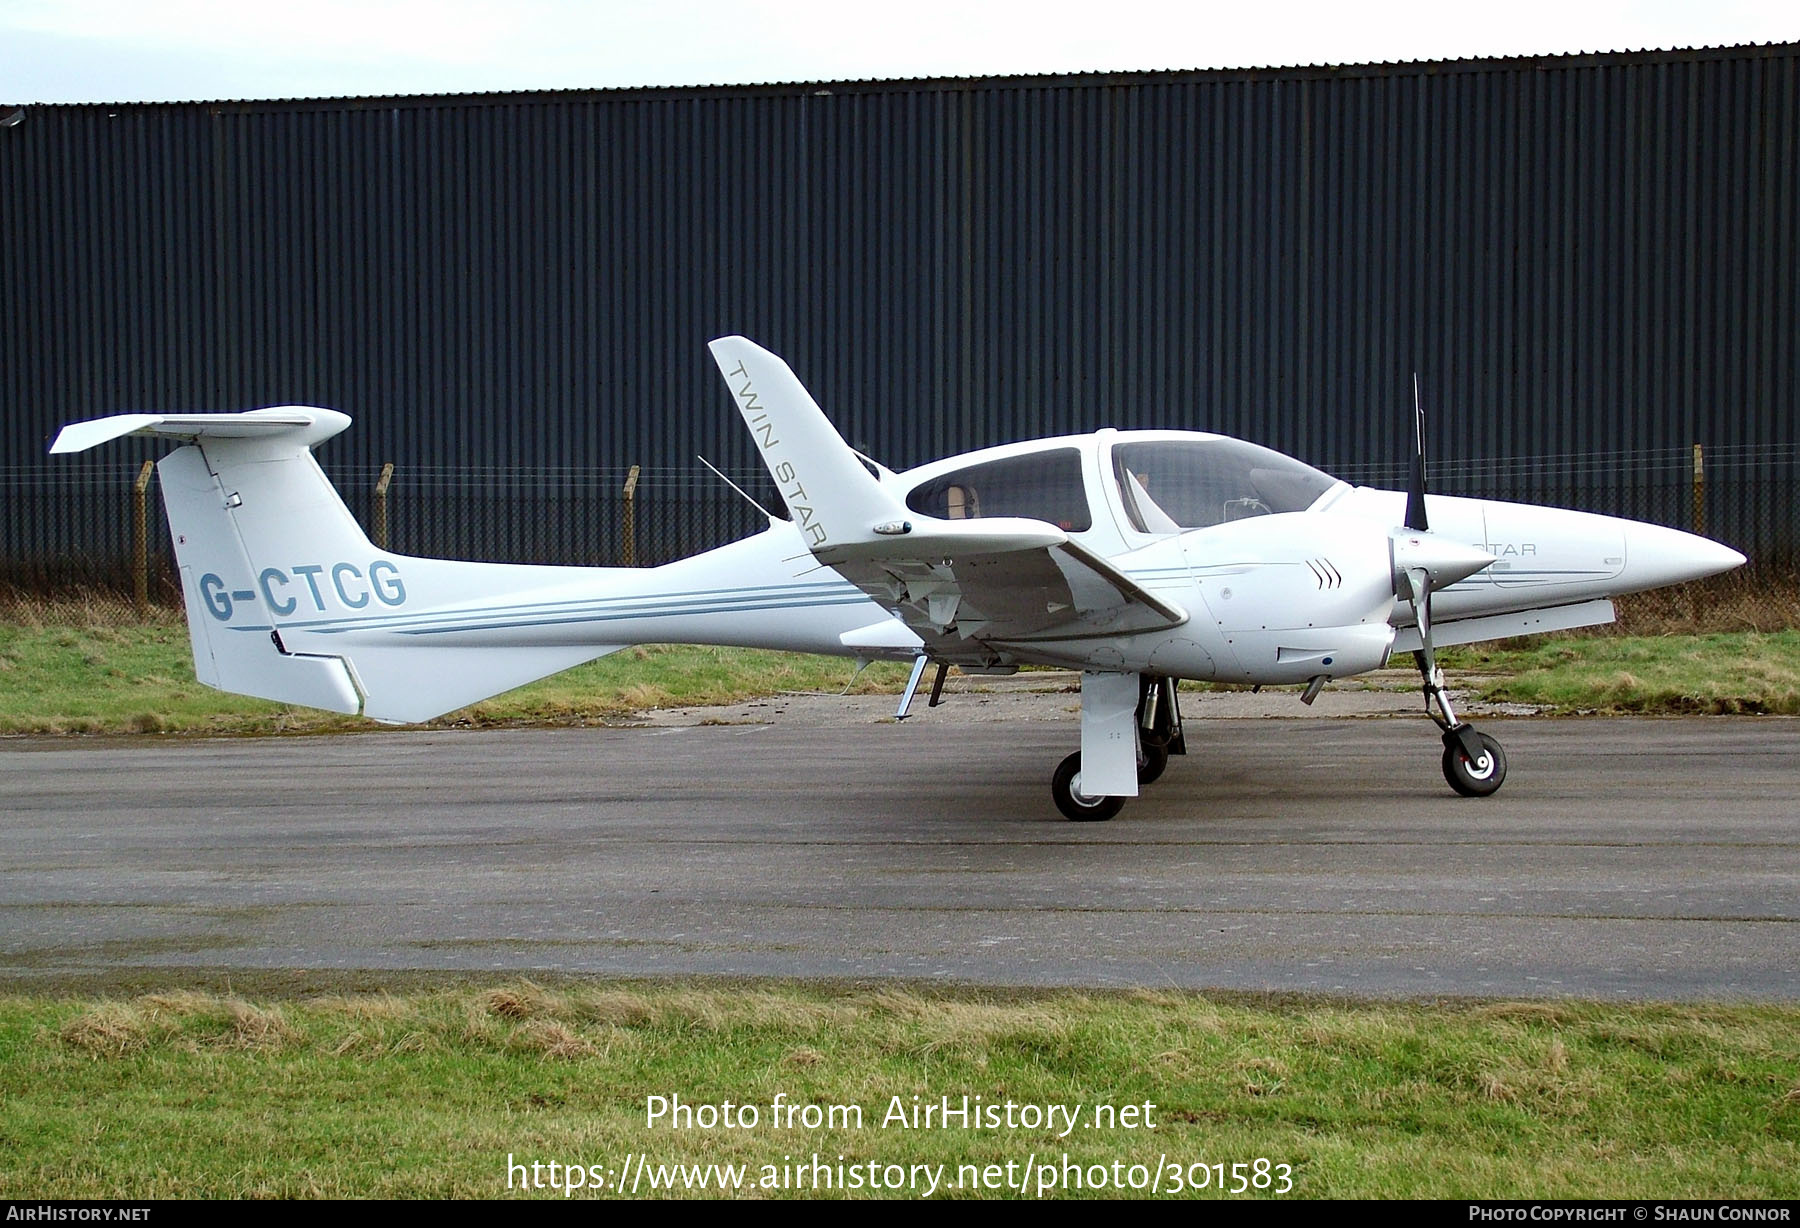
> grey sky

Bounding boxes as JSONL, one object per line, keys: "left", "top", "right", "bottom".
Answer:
{"left": 2, "top": 0, "right": 1796, "bottom": 105}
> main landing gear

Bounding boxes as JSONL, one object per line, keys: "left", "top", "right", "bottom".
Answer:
{"left": 1051, "top": 752, "right": 1124, "bottom": 822}
{"left": 1050, "top": 675, "right": 1184, "bottom": 821}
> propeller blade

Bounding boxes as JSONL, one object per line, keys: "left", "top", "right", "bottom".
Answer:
{"left": 1405, "top": 373, "right": 1429, "bottom": 532}
{"left": 1410, "top": 567, "right": 1433, "bottom": 645}
{"left": 1407, "top": 564, "right": 1440, "bottom": 695}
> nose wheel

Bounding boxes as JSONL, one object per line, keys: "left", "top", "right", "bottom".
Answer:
{"left": 1417, "top": 650, "right": 1508, "bottom": 798}
{"left": 1441, "top": 728, "right": 1507, "bottom": 796}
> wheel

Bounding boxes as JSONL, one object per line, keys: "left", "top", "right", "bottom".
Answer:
{"left": 1052, "top": 751, "right": 1125, "bottom": 822}
{"left": 1442, "top": 731, "right": 1507, "bottom": 797}
{"left": 1138, "top": 740, "right": 1169, "bottom": 785}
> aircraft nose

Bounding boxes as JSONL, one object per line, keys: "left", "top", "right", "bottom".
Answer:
{"left": 1621, "top": 521, "right": 1747, "bottom": 591}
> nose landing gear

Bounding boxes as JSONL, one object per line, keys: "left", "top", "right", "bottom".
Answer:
{"left": 1418, "top": 652, "right": 1507, "bottom": 797}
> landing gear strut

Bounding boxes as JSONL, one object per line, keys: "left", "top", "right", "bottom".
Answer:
{"left": 1415, "top": 650, "right": 1507, "bottom": 797}
{"left": 1135, "top": 674, "right": 1184, "bottom": 786}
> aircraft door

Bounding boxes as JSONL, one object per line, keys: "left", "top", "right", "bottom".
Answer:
{"left": 1099, "top": 436, "right": 1237, "bottom": 678}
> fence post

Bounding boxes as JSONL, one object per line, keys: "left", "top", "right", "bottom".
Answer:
{"left": 131, "top": 460, "right": 154, "bottom": 616}
{"left": 620, "top": 465, "right": 640, "bottom": 566}
{"left": 1691, "top": 444, "right": 1705, "bottom": 538}
{"left": 373, "top": 463, "right": 394, "bottom": 550}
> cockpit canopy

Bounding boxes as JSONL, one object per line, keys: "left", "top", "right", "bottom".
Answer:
{"left": 900, "top": 432, "right": 1339, "bottom": 538}
{"left": 1110, "top": 438, "right": 1338, "bottom": 532}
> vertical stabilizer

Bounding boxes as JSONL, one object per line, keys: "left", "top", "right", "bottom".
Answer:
{"left": 159, "top": 443, "right": 364, "bottom": 712}
{"left": 52, "top": 408, "right": 629, "bottom": 721}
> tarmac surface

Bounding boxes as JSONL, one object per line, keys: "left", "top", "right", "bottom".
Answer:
{"left": 4, "top": 692, "right": 1797, "bottom": 999}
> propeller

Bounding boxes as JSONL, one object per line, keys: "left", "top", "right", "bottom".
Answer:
{"left": 1400, "top": 372, "right": 1437, "bottom": 675}
{"left": 1391, "top": 375, "right": 1489, "bottom": 628}
{"left": 1388, "top": 375, "right": 1506, "bottom": 793}
{"left": 1389, "top": 378, "right": 1495, "bottom": 756}
{"left": 1405, "top": 374, "right": 1429, "bottom": 532}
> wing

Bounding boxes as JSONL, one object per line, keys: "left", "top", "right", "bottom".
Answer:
{"left": 829, "top": 539, "right": 1185, "bottom": 664}
{"left": 708, "top": 336, "right": 1186, "bottom": 665}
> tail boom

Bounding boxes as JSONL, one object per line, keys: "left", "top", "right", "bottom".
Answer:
{"left": 55, "top": 409, "right": 890, "bottom": 723}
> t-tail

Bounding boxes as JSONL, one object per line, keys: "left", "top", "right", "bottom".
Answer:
{"left": 50, "top": 408, "right": 883, "bottom": 721}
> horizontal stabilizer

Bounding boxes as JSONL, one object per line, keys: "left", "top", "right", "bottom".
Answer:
{"left": 50, "top": 407, "right": 351, "bottom": 454}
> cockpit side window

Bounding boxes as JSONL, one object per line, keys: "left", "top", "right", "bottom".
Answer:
{"left": 905, "top": 447, "right": 1093, "bottom": 532}
{"left": 1112, "top": 439, "right": 1337, "bottom": 532}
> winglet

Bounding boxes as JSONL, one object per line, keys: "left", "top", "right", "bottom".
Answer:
{"left": 708, "top": 336, "right": 910, "bottom": 556}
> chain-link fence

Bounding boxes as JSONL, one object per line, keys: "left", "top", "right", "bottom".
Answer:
{"left": 4, "top": 447, "right": 1795, "bottom": 630}
{"left": 0, "top": 461, "right": 778, "bottom": 624}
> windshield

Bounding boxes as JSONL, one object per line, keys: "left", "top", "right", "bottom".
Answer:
{"left": 1112, "top": 438, "right": 1337, "bottom": 532}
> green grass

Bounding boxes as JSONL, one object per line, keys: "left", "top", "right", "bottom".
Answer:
{"left": 1441, "top": 630, "right": 1800, "bottom": 715}
{"left": 0, "top": 620, "right": 913, "bottom": 735}
{"left": 2, "top": 620, "right": 1797, "bottom": 736}
{"left": 1, "top": 981, "right": 1795, "bottom": 1198}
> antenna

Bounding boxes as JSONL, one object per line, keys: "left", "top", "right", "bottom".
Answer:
{"left": 696, "top": 455, "right": 777, "bottom": 520}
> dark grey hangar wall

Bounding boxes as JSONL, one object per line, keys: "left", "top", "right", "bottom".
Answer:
{"left": 3, "top": 43, "right": 1796, "bottom": 571}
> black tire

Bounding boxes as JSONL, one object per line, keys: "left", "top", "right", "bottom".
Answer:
{"left": 1442, "top": 731, "right": 1507, "bottom": 797}
{"left": 1052, "top": 751, "right": 1125, "bottom": 822}
{"left": 1138, "top": 740, "right": 1169, "bottom": 786}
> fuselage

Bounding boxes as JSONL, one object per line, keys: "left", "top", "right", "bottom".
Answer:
{"left": 344, "top": 427, "right": 1739, "bottom": 690}
{"left": 221, "top": 427, "right": 1741, "bottom": 699}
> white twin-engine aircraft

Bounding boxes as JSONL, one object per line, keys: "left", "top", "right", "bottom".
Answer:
{"left": 54, "top": 336, "right": 1745, "bottom": 820}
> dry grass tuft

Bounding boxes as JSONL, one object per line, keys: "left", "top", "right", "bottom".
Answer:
{"left": 58, "top": 1002, "right": 150, "bottom": 1055}
{"left": 57, "top": 991, "right": 297, "bottom": 1053}
{"left": 617, "top": 682, "right": 670, "bottom": 710}
{"left": 306, "top": 992, "right": 416, "bottom": 1023}
{"left": 327, "top": 1031, "right": 368, "bottom": 1057}
{"left": 1481, "top": 1072, "right": 1519, "bottom": 1102}
{"left": 221, "top": 998, "right": 297, "bottom": 1049}
{"left": 509, "top": 1019, "right": 595, "bottom": 1060}
{"left": 569, "top": 988, "right": 660, "bottom": 1028}
{"left": 485, "top": 982, "right": 556, "bottom": 1021}
{"left": 135, "top": 990, "right": 220, "bottom": 1018}
{"left": 1544, "top": 1038, "right": 1570, "bottom": 1073}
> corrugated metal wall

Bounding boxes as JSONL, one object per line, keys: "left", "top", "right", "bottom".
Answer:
{"left": 4, "top": 45, "right": 1796, "bottom": 569}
